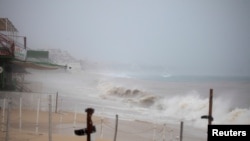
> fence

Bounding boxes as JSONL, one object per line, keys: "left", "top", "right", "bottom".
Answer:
{"left": 0, "top": 91, "right": 206, "bottom": 141}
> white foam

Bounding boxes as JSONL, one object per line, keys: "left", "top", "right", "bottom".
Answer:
{"left": 97, "top": 80, "right": 250, "bottom": 127}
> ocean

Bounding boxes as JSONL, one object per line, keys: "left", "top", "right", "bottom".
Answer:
{"left": 25, "top": 67, "right": 250, "bottom": 130}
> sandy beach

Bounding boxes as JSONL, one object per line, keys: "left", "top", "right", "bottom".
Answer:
{"left": 0, "top": 107, "right": 207, "bottom": 141}
{"left": 0, "top": 108, "right": 111, "bottom": 141}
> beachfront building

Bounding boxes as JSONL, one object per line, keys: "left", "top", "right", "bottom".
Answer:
{"left": 0, "top": 18, "right": 27, "bottom": 91}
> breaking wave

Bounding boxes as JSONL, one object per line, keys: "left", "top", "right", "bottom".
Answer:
{"left": 97, "top": 81, "right": 157, "bottom": 107}
{"left": 97, "top": 81, "right": 250, "bottom": 127}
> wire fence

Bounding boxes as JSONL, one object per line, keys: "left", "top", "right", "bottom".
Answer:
{"left": 0, "top": 91, "right": 206, "bottom": 141}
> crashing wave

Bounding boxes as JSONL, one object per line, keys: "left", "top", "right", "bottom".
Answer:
{"left": 98, "top": 81, "right": 157, "bottom": 107}
{"left": 97, "top": 81, "right": 250, "bottom": 127}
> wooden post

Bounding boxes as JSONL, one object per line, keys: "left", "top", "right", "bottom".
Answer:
{"left": 113, "top": 114, "right": 118, "bottom": 141}
{"left": 180, "top": 121, "right": 183, "bottom": 141}
{"left": 205, "top": 89, "right": 214, "bottom": 141}
{"left": 86, "top": 108, "right": 94, "bottom": 141}
{"left": 208, "top": 89, "right": 213, "bottom": 125}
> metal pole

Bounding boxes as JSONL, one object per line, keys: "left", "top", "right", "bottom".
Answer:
{"left": 24, "top": 37, "right": 26, "bottom": 49}
{"left": 100, "top": 118, "right": 103, "bottom": 138}
{"left": 55, "top": 92, "right": 58, "bottom": 113}
{"left": 2, "top": 98, "right": 6, "bottom": 131}
{"left": 180, "top": 121, "right": 183, "bottom": 141}
{"left": 49, "top": 95, "right": 52, "bottom": 141}
{"left": 19, "top": 97, "right": 22, "bottom": 131}
{"left": 86, "top": 108, "right": 94, "bottom": 141}
{"left": 113, "top": 114, "right": 118, "bottom": 141}
{"left": 205, "top": 89, "right": 213, "bottom": 141}
{"left": 5, "top": 99, "right": 11, "bottom": 141}
{"left": 208, "top": 89, "right": 213, "bottom": 125}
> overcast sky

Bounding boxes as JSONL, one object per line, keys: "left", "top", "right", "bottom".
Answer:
{"left": 0, "top": 0, "right": 250, "bottom": 76}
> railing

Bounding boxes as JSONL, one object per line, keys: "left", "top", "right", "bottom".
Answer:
{"left": 0, "top": 33, "right": 27, "bottom": 62}
{"left": 0, "top": 33, "right": 14, "bottom": 56}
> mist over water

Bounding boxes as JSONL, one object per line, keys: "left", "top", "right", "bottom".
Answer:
{"left": 25, "top": 62, "right": 250, "bottom": 129}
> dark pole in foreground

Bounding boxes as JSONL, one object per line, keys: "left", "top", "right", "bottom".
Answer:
{"left": 74, "top": 108, "right": 96, "bottom": 139}
{"left": 201, "top": 89, "right": 214, "bottom": 124}
{"left": 201, "top": 89, "right": 214, "bottom": 141}
{"left": 113, "top": 114, "right": 118, "bottom": 141}
{"left": 208, "top": 89, "right": 213, "bottom": 125}
{"left": 86, "top": 108, "right": 94, "bottom": 141}
{"left": 180, "top": 121, "right": 183, "bottom": 141}
{"left": 207, "top": 89, "right": 213, "bottom": 141}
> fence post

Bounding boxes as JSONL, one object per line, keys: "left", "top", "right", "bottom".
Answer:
{"left": 208, "top": 89, "right": 213, "bottom": 125}
{"left": 85, "top": 108, "right": 95, "bottom": 141}
{"left": 100, "top": 118, "right": 103, "bottom": 138}
{"left": 180, "top": 121, "right": 183, "bottom": 141}
{"left": 201, "top": 89, "right": 214, "bottom": 141}
{"left": 113, "top": 114, "right": 118, "bottom": 141}
{"left": 49, "top": 95, "right": 52, "bottom": 141}
{"left": 5, "top": 99, "right": 11, "bottom": 141}
{"left": 2, "top": 98, "right": 6, "bottom": 131}
{"left": 19, "top": 96, "right": 22, "bottom": 131}
{"left": 55, "top": 92, "right": 58, "bottom": 113}
{"left": 73, "top": 104, "right": 77, "bottom": 128}
{"left": 35, "top": 97, "right": 40, "bottom": 134}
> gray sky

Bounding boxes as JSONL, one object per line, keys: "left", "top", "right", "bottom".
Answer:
{"left": 0, "top": 0, "right": 250, "bottom": 76}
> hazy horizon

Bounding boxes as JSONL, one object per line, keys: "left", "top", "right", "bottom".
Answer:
{"left": 1, "top": 0, "right": 250, "bottom": 76}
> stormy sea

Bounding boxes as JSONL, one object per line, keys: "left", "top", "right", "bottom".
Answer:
{"left": 25, "top": 58, "right": 250, "bottom": 130}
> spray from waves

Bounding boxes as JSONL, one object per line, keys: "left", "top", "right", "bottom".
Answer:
{"left": 153, "top": 91, "right": 249, "bottom": 127}
{"left": 97, "top": 81, "right": 250, "bottom": 128}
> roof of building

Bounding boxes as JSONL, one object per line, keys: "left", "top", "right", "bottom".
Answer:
{"left": 0, "top": 18, "right": 18, "bottom": 32}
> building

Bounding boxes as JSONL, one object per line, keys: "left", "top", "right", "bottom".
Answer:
{"left": 0, "top": 18, "right": 27, "bottom": 91}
